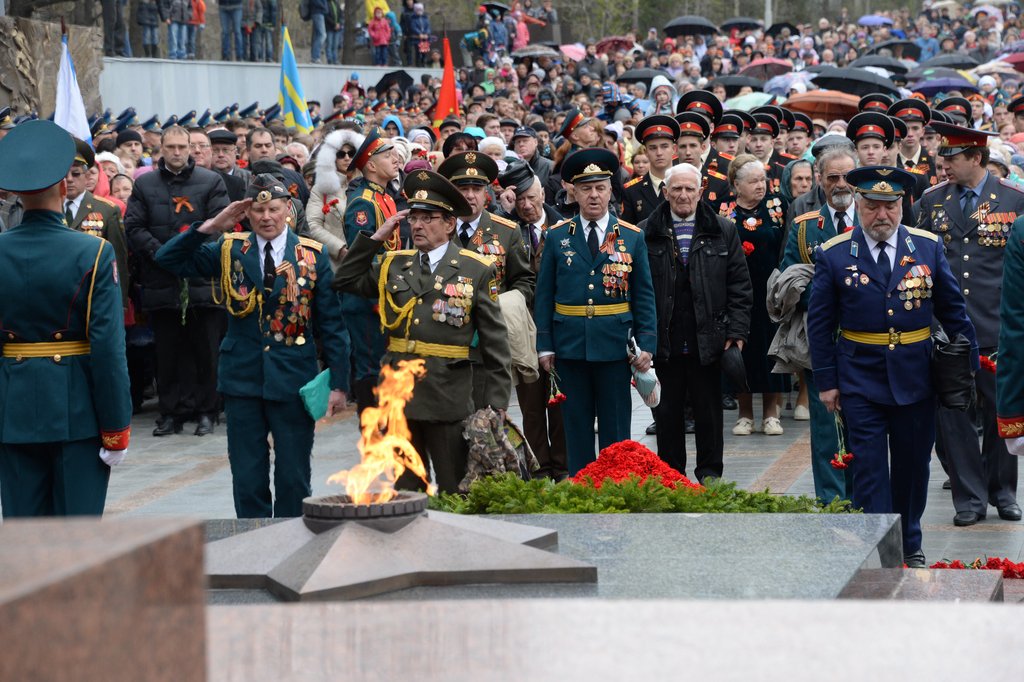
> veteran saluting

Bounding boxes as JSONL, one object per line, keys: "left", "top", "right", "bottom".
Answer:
{"left": 534, "top": 148, "right": 657, "bottom": 474}
{"left": 334, "top": 170, "right": 512, "bottom": 494}
{"left": 0, "top": 121, "right": 132, "bottom": 517}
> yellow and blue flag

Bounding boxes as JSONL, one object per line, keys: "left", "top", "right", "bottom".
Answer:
{"left": 278, "top": 26, "right": 313, "bottom": 134}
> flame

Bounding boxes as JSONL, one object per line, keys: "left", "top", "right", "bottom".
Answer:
{"left": 327, "top": 359, "right": 436, "bottom": 503}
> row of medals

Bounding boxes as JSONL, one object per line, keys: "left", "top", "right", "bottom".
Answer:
{"left": 897, "top": 265, "right": 933, "bottom": 311}
{"left": 603, "top": 251, "right": 633, "bottom": 298}
{"left": 432, "top": 280, "right": 473, "bottom": 326}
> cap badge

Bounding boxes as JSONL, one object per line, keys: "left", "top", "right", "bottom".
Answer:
{"left": 417, "top": 171, "right": 430, "bottom": 180}
{"left": 256, "top": 190, "right": 271, "bottom": 203}
{"left": 465, "top": 152, "right": 477, "bottom": 163}
{"left": 877, "top": 169, "right": 892, "bottom": 176}
{"left": 414, "top": 190, "right": 429, "bottom": 200}
{"left": 871, "top": 181, "right": 894, "bottom": 193}
{"left": 466, "top": 168, "right": 479, "bottom": 176}
{"left": 583, "top": 163, "right": 601, "bottom": 174}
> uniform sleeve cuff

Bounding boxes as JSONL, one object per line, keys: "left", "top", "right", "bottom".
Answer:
{"left": 101, "top": 427, "right": 131, "bottom": 451}
{"left": 998, "top": 416, "right": 1024, "bottom": 438}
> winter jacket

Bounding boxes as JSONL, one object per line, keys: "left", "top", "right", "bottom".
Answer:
{"left": 409, "top": 13, "right": 431, "bottom": 38}
{"left": 168, "top": 0, "right": 192, "bottom": 23}
{"left": 124, "top": 158, "right": 229, "bottom": 311}
{"left": 640, "top": 199, "right": 752, "bottom": 364}
{"left": 188, "top": 0, "right": 206, "bottom": 26}
{"left": 369, "top": 17, "right": 392, "bottom": 47}
{"left": 259, "top": 0, "right": 277, "bottom": 25}
{"left": 309, "top": 0, "right": 329, "bottom": 15}
{"left": 218, "top": 0, "right": 243, "bottom": 9}
{"left": 241, "top": 0, "right": 262, "bottom": 25}
{"left": 136, "top": 0, "right": 167, "bottom": 27}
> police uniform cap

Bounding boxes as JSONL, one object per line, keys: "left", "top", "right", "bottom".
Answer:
{"left": 858, "top": 93, "right": 892, "bottom": 113}
{"left": 712, "top": 113, "right": 744, "bottom": 139}
{"left": 789, "top": 111, "right": 813, "bottom": 134}
{"left": 635, "top": 114, "right": 680, "bottom": 143}
{"left": 116, "top": 129, "right": 143, "bottom": 147}
{"left": 929, "top": 119, "right": 997, "bottom": 157}
{"left": 72, "top": 137, "right": 96, "bottom": 168}
{"left": 352, "top": 127, "right": 395, "bottom": 171}
{"left": 810, "top": 133, "right": 854, "bottom": 159}
{"left": 404, "top": 169, "right": 473, "bottom": 217}
{"left": 724, "top": 108, "right": 756, "bottom": 133}
{"left": 674, "top": 112, "right": 711, "bottom": 139}
{"left": 0, "top": 120, "right": 76, "bottom": 193}
{"left": 438, "top": 150, "right": 499, "bottom": 186}
{"left": 246, "top": 173, "right": 292, "bottom": 203}
{"left": 208, "top": 128, "right": 237, "bottom": 146}
{"left": 560, "top": 147, "right": 619, "bottom": 184}
{"left": 511, "top": 126, "right": 537, "bottom": 141}
{"left": 846, "top": 112, "right": 895, "bottom": 147}
{"left": 559, "top": 107, "right": 591, "bottom": 139}
{"left": 498, "top": 159, "right": 536, "bottom": 195}
{"left": 0, "top": 106, "right": 14, "bottom": 130}
{"left": 1009, "top": 95, "right": 1024, "bottom": 115}
{"left": 887, "top": 98, "right": 930, "bottom": 124}
{"left": 676, "top": 90, "right": 723, "bottom": 124}
{"left": 751, "top": 112, "right": 781, "bottom": 138}
{"left": 936, "top": 96, "right": 970, "bottom": 124}
{"left": 846, "top": 165, "right": 916, "bottom": 202}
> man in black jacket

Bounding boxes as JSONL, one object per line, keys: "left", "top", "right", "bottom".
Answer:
{"left": 641, "top": 163, "right": 752, "bottom": 482}
{"left": 125, "top": 125, "right": 230, "bottom": 437}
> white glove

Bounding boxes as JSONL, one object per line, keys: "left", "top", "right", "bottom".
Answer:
{"left": 1006, "top": 437, "right": 1024, "bottom": 457}
{"left": 100, "top": 447, "right": 128, "bottom": 467}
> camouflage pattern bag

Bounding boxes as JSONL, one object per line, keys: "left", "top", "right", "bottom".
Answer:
{"left": 459, "top": 408, "right": 539, "bottom": 492}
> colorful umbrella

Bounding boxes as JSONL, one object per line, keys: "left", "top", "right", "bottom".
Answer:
{"left": 858, "top": 14, "right": 894, "bottom": 26}
{"left": 913, "top": 78, "right": 980, "bottom": 96}
{"left": 594, "top": 36, "right": 636, "bottom": 55}
{"left": 763, "top": 71, "right": 815, "bottom": 96}
{"left": 724, "top": 92, "right": 775, "bottom": 111}
{"left": 559, "top": 43, "right": 585, "bottom": 61}
{"left": 783, "top": 91, "right": 861, "bottom": 119}
{"left": 739, "top": 57, "right": 793, "bottom": 80}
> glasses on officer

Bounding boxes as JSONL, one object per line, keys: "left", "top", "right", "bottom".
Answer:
{"left": 407, "top": 213, "right": 444, "bottom": 226}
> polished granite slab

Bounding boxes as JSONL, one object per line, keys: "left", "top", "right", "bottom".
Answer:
{"left": 839, "top": 567, "right": 1004, "bottom": 601}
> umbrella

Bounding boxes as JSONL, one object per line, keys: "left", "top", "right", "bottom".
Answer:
{"left": 720, "top": 18, "right": 762, "bottom": 32}
{"left": 929, "top": 0, "right": 959, "bottom": 8}
{"left": 595, "top": 36, "right": 636, "bottom": 55}
{"left": 999, "top": 40, "right": 1024, "bottom": 56}
{"left": 783, "top": 91, "right": 861, "bottom": 119}
{"left": 374, "top": 69, "right": 413, "bottom": 94}
{"left": 483, "top": 2, "right": 510, "bottom": 16}
{"left": 511, "top": 45, "right": 560, "bottom": 59}
{"left": 974, "top": 60, "right": 1019, "bottom": 76}
{"left": 850, "top": 55, "right": 909, "bottom": 75}
{"left": 739, "top": 57, "right": 793, "bottom": 80}
{"left": 766, "top": 22, "right": 798, "bottom": 37}
{"left": 764, "top": 71, "right": 814, "bottom": 96}
{"left": 811, "top": 66, "right": 901, "bottom": 97}
{"left": 858, "top": 14, "right": 894, "bottom": 26}
{"left": 617, "top": 68, "right": 673, "bottom": 86}
{"left": 913, "top": 78, "right": 980, "bottom": 97}
{"left": 970, "top": 5, "right": 1003, "bottom": 20}
{"left": 724, "top": 92, "right": 775, "bottom": 111}
{"left": 663, "top": 16, "right": 719, "bottom": 37}
{"left": 906, "top": 65, "right": 966, "bottom": 81}
{"left": 1001, "top": 52, "right": 1024, "bottom": 73}
{"left": 560, "top": 43, "right": 585, "bottom": 61}
{"left": 709, "top": 75, "right": 765, "bottom": 97}
{"left": 865, "top": 39, "right": 922, "bottom": 61}
{"left": 922, "top": 54, "right": 981, "bottom": 70}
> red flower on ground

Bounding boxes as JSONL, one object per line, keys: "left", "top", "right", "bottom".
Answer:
{"left": 929, "top": 556, "right": 1024, "bottom": 579}
{"left": 742, "top": 241, "right": 755, "bottom": 256}
{"left": 572, "top": 440, "right": 703, "bottom": 491}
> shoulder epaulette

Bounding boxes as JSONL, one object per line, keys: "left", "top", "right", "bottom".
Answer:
{"left": 386, "top": 248, "right": 416, "bottom": 257}
{"left": 623, "top": 176, "right": 643, "bottom": 188}
{"left": 459, "top": 248, "right": 495, "bottom": 265}
{"left": 707, "top": 169, "right": 727, "bottom": 181}
{"left": 1000, "top": 178, "right": 1024, "bottom": 193}
{"left": 616, "top": 219, "right": 642, "bottom": 233}
{"left": 298, "top": 236, "right": 324, "bottom": 252}
{"left": 361, "top": 188, "right": 374, "bottom": 201}
{"left": 93, "top": 194, "right": 118, "bottom": 208}
{"left": 224, "top": 231, "right": 251, "bottom": 240}
{"left": 488, "top": 213, "right": 518, "bottom": 229}
{"left": 549, "top": 218, "right": 572, "bottom": 231}
{"left": 821, "top": 231, "right": 853, "bottom": 251}
{"left": 779, "top": 152, "right": 798, "bottom": 160}
{"left": 922, "top": 180, "right": 948, "bottom": 196}
{"left": 719, "top": 152, "right": 735, "bottom": 160}
{"left": 907, "top": 227, "right": 939, "bottom": 242}
{"left": 794, "top": 210, "right": 821, "bottom": 223}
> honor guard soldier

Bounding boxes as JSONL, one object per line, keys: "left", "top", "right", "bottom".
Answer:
{"left": 0, "top": 121, "right": 132, "bottom": 517}
{"left": 747, "top": 113, "right": 784, "bottom": 195}
{"left": 438, "top": 151, "right": 535, "bottom": 407}
{"left": 674, "top": 112, "right": 731, "bottom": 212}
{"left": 997, "top": 217, "right": 1024, "bottom": 455}
{"left": 534, "top": 149, "right": 657, "bottom": 474}
{"left": 334, "top": 171, "right": 512, "bottom": 494}
{"left": 848, "top": 111, "right": 894, "bottom": 168}
{"left": 344, "top": 127, "right": 403, "bottom": 415}
{"left": 808, "top": 166, "right": 978, "bottom": 567}
{"left": 751, "top": 104, "right": 798, "bottom": 172}
{"left": 786, "top": 112, "right": 814, "bottom": 158}
{"left": 621, "top": 115, "right": 680, "bottom": 224}
{"left": 1009, "top": 95, "right": 1024, "bottom": 133}
{"left": 917, "top": 121, "right": 1024, "bottom": 526}
{"left": 676, "top": 90, "right": 727, "bottom": 177}
{"left": 935, "top": 96, "right": 971, "bottom": 125}
{"left": 711, "top": 113, "right": 744, "bottom": 160}
{"left": 888, "top": 98, "right": 938, "bottom": 195}
{"left": 858, "top": 94, "right": 893, "bottom": 115}
{"left": 155, "top": 175, "right": 351, "bottom": 519}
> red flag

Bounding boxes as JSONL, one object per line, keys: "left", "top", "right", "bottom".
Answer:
{"left": 432, "top": 37, "right": 460, "bottom": 130}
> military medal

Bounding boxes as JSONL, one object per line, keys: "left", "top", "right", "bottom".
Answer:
{"left": 859, "top": 274, "right": 869, "bottom": 285}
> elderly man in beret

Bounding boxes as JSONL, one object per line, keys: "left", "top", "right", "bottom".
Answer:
{"left": 155, "top": 174, "right": 350, "bottom": 518}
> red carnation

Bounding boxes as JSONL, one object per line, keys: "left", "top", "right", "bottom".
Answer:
{"left": 742, "top": 241, "right": 755, "bottom": 256}
{"left": 572, "top": 439, "right": 703, "bottom": 491}
{"left": 322, "top": 198, "right": 340, "bottom": 215}
{"left": 980, "top": 354, "right": 997, "bottom": 374}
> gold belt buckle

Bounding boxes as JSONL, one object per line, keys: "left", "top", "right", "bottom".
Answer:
{"left": 405, "top": 339, "right": 416, "bottom": 353}
{"left": 585, "top": 304, "right": 595, "bottom": 318}
{"left": 888, "top": 331, "right": 901, "bottom": 350}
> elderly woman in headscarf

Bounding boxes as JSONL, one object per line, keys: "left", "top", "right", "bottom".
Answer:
{"left": 780, "top": 158, "right": 814, "bottom": 206}
{"left": 307, "top": 128, "right": 365, "bottom": 270}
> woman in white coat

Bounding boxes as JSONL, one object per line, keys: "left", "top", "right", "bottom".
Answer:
{"left": 306, "top": 128, "right": 365, "bottom": 270}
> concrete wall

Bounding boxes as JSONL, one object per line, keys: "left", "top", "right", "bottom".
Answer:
{"left": 98, "top": 58, "right": 441, "bottom": 119}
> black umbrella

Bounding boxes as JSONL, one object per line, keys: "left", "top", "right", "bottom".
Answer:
{"left": 511, "top": 45, "right": 561, "bottom": 59}
{"left": 709, "top": 75, "right": 765, "bottom": 96}
{"left": 721, "top": 17, "right": 762, "bottom": 32}
{"left": 766, "top": 22, "right": 799, "bottom": 37}
{"left": 664, "top": 16, "right": 719, "bottom": 37}
{"left": 374, "top": 69, "right": 414, "bottom": 95}
{"left": 617, "top": 68, "right": 673, "bottom": 86}
{"left": 906, "top": 65, "right": 963, "bottom": 81}
{"left": 483, "top": 2, "right": 510, "bottom": 16}
{"left": 865, "top": 39, "right": 922, "bottom": 61}
{"left": 849, "top": 55, "right": 909, "bottom": 75}
{"left": 810, "top": 66, "right": 902, "bottom": 98}
{"left": 921, "top": 53, "right": 981, "bottom": 70}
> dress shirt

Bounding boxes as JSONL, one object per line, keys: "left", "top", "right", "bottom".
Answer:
{"left": 419, "top": 241, "right": 449, "bottom": 274}
{"left": 64, "top": 194, "right": 85, "bottom": 221}
{"left": 862, "top": 229, "right": 900, "bottom": 264}
{"left": 826, "top": 203, "right": 855, "bottom": 232}
{"left": 255, "top": 229, "right": 289, "bottom": 278}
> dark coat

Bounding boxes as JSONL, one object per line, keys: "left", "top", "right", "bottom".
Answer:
{"left": 136, "top": 0, "right": 168, "bottom": 26}
{"left": 124, "top": 158, "right": 229, "bottom": 311}
{"left": 217, "top": 169, "right": 247, "bottom": 202}
{"left": 641, "top": 199, "right": 752, "bottom": 364}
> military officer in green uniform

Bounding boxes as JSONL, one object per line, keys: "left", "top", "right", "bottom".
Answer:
{"left": 155, "top": 175, "right": 351, "bottom": 518}
{"left": 998, "top": 215, "right": 1024, "bottom": 455}
{"left": 535, "top": 148, "right": 658, "bottom": 474}
{"left": 65, "top": 138, "right": 130, "bottom": 308}
{"left": 437, "top": 151, "right": 535, "bottom": 407}
{"left": 334, "top": 170, "right": 512, "bottom": 494}
{"left": 343, "top": 127, "right": 403, "bottom": 415}
{"left": 0, "top": 121, "right": 132, "bottom": 517}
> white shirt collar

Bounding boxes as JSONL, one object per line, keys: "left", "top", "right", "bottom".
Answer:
{"left": 459, "top": 213, "right": 483, "bottom": 238}
{"left": 255, "top": 229, "right": 290, "bottom": 275}
{"left": 582, "top": 212, "right": 611, "bottom": 242}
{"left": 65, "top": 193, "right": 85, "bottom": 218}
{"left": 862, "top": 228, "right": 900, "bottom": 262}
{"left": 826, "top": 202, "right": 854, "bottom": 229}
{"left": 420, "top": 241, "right": 450, "bottom": 273}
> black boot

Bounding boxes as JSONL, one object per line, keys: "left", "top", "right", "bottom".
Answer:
{"left": 195, "top": 414, "right": 215, "bottom": 436}
{"left": 153, "top": 415, "right": 183, "bottom": 436}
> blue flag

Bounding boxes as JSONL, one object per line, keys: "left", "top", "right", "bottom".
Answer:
{"left": 278, "top": 26, "right": 313, "bottom": 134}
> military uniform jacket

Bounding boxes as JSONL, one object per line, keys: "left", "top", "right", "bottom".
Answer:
{"left": 0, "top": 211, "right": 132, "bottom": 447}
{"left": 534, "top": 214, "right": 657, "bottom": 361}
{"left": 154, "top": 226, "right": 350, "bottom": 401}
{"left": 781, "top": 204, "right": 858, "bottom": 309}
{"left": 69, "top": 190, "right": 130, "bottom": 308}
{"left": 466, "top": 211, "right": 536, "bottom": 305}
{"left": 342, "top": 177, "right": 399, "bottom": 317}
{"left": 620, "top": 172, "right": 663, "bottom": 225}
{"left": 997, "top": 219, "right": 1024, "bottom": 437}
{"left": 916, "top": 173, "right": 1024, "bottom": 348}
{"left": 807, "top": 225, "right": 978, "bottom": 406}
{"left": 898, "top": 149, "right": 938, "bottom": 200}
{"left": 335, "top": 233, "right": 512, "bottom": 422}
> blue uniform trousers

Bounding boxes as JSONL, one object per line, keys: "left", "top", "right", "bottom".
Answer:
{"left": 0, "top": 437, "right": 108, "bottom": 516}
{"left": 557, "top": 358, "right": 633, "bottom": 475}
{"left": 224, "top": 395, "right": 314, "bottom": 519}
{"left": 804, "top": 369, "right": 853, "bottom": 503}
{"left": 842, "top": 395, "right": 934, "bottom": 554}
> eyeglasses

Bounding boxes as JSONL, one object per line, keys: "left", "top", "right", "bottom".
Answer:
{"left": 407, "top": 214, "right": 443, "bottom": 225}
{"left": 67, "top": 170, "right": 86, "bottom": 179}
{"left": 338, "top": 149, "right": 356, "bottom": 158}
{"left": 189, "top": 143, "right": 211, "bottom": 150}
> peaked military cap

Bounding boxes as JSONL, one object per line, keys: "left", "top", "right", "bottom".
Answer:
{"left": 858, "top": 93, "right": 892, "bottom": 114}
{"left": 778, "top": 107, "right": 796, "bottom": 132}
{"left": 935, "top": 96, "right": 970, "bottom": 124}
{"left": 0, "top": 106, "right": 15, "bottom": 130}
{"left": 847, "top": 166, "right": 916, "bottom": 202}
{"left": 239, "top": 102, "right": 260, "bottom": 120}
{"left": 89, "top": 116, "right": 112, "bottom": 137}
{"left": 115, "top": 107, "right": 136, "bottom": 123}
{"left": 352, "top": 127, "right": 394, "bottom": 170}
{"left": 724, "top": 108, "right": 755, "bottom": 133}
{"left": 404, "top": 169, "right": 473, "bottom": 217}
{"left": 178, "top": 110, "right": 197, "bottom": 127}
{"left": 887, "top": 98, "right": 930, "bottom": 124}
{"left": 751, "top": 112, "right": 781, "bottom": 138}
{"left": 890, "top": 115, "right": 907, "bottom": 143}
{"left": 635, "top": 115, "right": 680, "bottom": 143}
{"left": 0, "top": 120, "right": 76, "bottom": 192}
{"left": 196, "top": 108, "right": 213, "bottom": 127}
{"left": 72, "top": 137, "right": 96, "bottom": 168}
{"left": 675, "top": 112, "right": 711, "bottom": 139}
{"left": 114, "top": 113, "right": 139, "bottom": 132}
{"left": 228, "top": 103, "right": 240, "bottom": 119}
{"left": 246, "top": 173, "right": 292, "bottom": 203}
{"left": 1009, "top": 95, "right": 1024, "bottom": 115}
{"left": 929, "top": 120, "right": 997, "bottom": 157}
{"left": 846, "top": 112, "right": 895, "bottom": 147}
{"left": 790, "top": 112, "right": 813, "bottom": 134}
{"left": 262, "top": 103, "right": 282, "bottom": 122}
{"left": 438, "top": 150, "right": 499, "bottom": 186}
{"left": 712, "top": 113, "right": 744, "bottom": 139}
{"left": 560, "top": 147, "right": 619, "bottom": 184}
{"left": 676, "top": 90, "right": 723, "bottom": 124}
{"left": 751, "top": 104, "right": 785, "bottom": 125}
{"left": 212, "top": 106, "right": 232, "bottom": 123}
{"left": 559, "top": 107, "right": 591, "bottom": 139}
{"left": 160, "top": 115, "right": 177, "bottom": 130}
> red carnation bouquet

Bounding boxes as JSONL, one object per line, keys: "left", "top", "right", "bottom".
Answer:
{"left": 572, "top": 440, "right": 703, "bottom": 491}
{"left": 547, "top": 368, "right": 566, "bottom": 406}
{"left": 931, "top": 556, "right": 1024, "bottom": 579}
{"left": 980, "top": 352, "right": 997, "bottom": 374}
{"left": 830, "top": 412, "right": 854, "bottom": 470}
{"left": 742, "top": 241, "right": 755, "bottom": 256}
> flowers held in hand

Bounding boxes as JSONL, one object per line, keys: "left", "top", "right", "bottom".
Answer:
{"left": 572, "top": 439, "right": 702, "bottom": 491}
{"left": 980, "top": 353, "right": 997, "bottom": 374}
{"left": 930, "top": 556, "right": 1024, "bottom": 579}
{"left": 742, "top": 241, "right": 755, "bottom": 256}
{"left": 547, "top": 369, "right": 567, "bottom": 406}
{"left": 322, "top": 197, "right": 341, "bottom": 215}
{"left": 830, "top": 412, "right": 854, "bottom": 469}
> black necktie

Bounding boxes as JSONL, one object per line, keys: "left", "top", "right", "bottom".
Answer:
{"left": 420, "top": 252, "right": 431, "bottom": 275}
{"left": 835, "top": 211, "right": 847, "bottom": 234}
{"left": 963, "top": 189, "right": 977, "bottom": 218}
{"left": 529, "top": 224, "right": 540, "bottom": 252}
{"left": 263, "top": 242, "right": 276, "bottom": 291}
{"left": 460, "top": 222, "right": 472, "bottom": 247}
{"left": 587, "top": 221, "right": 599, "bottom": 258}
{"left": 877, "top": 241, "right": 891, "bottom": 281}
{"left": 64, "top": 200, "right": 74, "bottom": 225}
